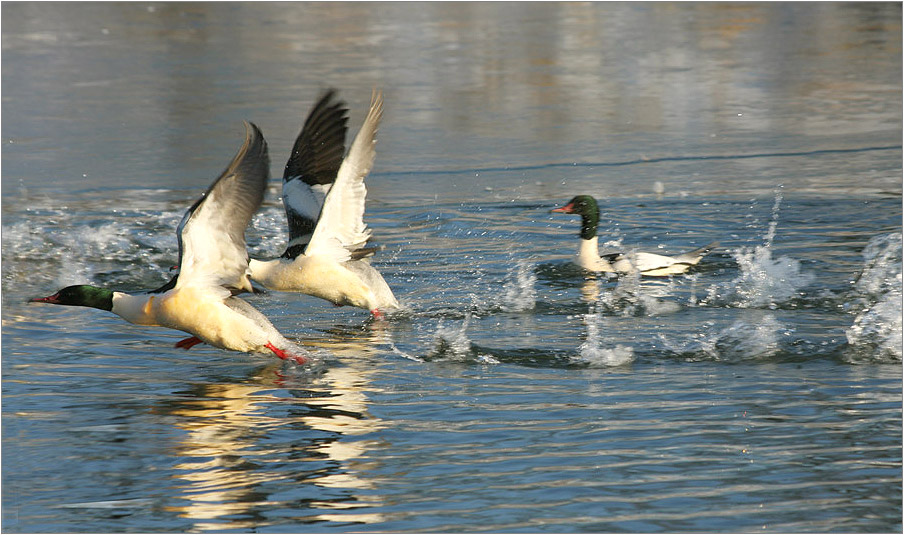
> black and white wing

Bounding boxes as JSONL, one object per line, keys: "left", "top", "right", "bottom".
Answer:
{"left": 304, "top": 90, "right": 383, "bottom": 263}
{"left": 281, "top": 89, "right": 349, "bottom": 259}
{"left": 175, "top": 121, "right": 269, "bottom": 293}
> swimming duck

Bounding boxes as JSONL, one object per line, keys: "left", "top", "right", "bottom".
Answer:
{"left": 248, "top": 89, "right": 399, "bottom": 317}
{"left": 551, "top": 195, "right": 717, "bottom": 276}
{"left": 30, "top": 122, "right": 308, "bottom": 364}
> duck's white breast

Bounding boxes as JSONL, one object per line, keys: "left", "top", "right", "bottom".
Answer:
{"left": 127, "top": 286, "right": 266, "bottom": 352}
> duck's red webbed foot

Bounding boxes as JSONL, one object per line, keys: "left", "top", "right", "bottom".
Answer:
{"left": 175, "top": 336, "right": 203, "bottom": 350}
{"left": 265, "top": 342, "right": 307, "bottom": 365}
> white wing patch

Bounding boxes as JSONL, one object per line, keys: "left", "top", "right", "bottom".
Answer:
{"left": 630, "top": 252, "right": 678, "bottom": 272}
{"left": 305, "top": 91, "right": 383, "bottom": 262}
{"left": 283, "top": 180, "right": 331, "bottom": 249}
{"left": 179, "top": 195, "right": 251, "bottom": 292}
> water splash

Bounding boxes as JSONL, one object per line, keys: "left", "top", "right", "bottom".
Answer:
{"left": 661, "top": 313, "right": 790, "bottom": 361}
{"left": 709, "top": 314, "right": 789, "bottom": 360}
{"left": 499, "top": 260, "right": 537, "bottom": 312}
{"left": 684, "top": 273, "right": 701, "bottom": 306}
{"left": 763, "top": 189, "right": 783, "bottom": 248}
{"left": 710, "top": 245, "right": 815, "bottom": 308}
{"left": 844, "top": 233, "right": 903, "bottom": 362}
{"left": 4, "top": 209, "right": 182, "bottom": 291}
{"left": 433, "top": 314, "right": 473, "bottom": 360}
{"left": 851, "top": 233, "right": 902, "bottom": 297}
{"left": 6, "top": 220, "right": 134, "bottom": 264}
{"left": 387, "top": 342, "right": 425, "bottom": 362}
{"left": 703, "top": 190, "right": 814, "bottom": 309}
{"left": 67, "top": 224, "right": 135, "bottom": 261}
{"left": 575, "top": 308, "right": 635, "bottom": 367}
{"left": 432, "top": 313, "right": 500, "bottom": 364}
{"left": 249, "top": 206, "right": 290, "bottom": 258}
{"left": 53, "top": 257, "right": 96, "bottom": 288}
{"left": 598, "top": 270, "right": 681, "bottom": 317}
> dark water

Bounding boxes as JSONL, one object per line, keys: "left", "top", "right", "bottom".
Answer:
{"left": 2, "top": 3, "right": 902, "bottom": 533}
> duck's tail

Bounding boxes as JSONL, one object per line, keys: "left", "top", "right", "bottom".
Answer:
{"left": 673, "top": 241, "right": 719, "bottom": 265}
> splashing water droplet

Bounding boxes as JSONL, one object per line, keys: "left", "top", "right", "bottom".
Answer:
{"left": 661, "top": 313, "right": 789, "bottom": 361}
{"left": 711, "top": 314, "right": 788, "bottom": 360}
{"left": 576, "top": 309, "right": 635, "bottom": 367}
{"left": 708, "top": 245, "right": 815, "bottom": 309}
{"left": 598, "top": 268, "right": 681, "bottom": 317}
{"left": 432, "top": 312, "right": 498, "bottom": 363}
{"left": 704, "top": 188, "right": 813, "bottom": 309}
{"left": 763, "top": 188, "right": 783, "bottom": 248}
{"left": 845, "top": 233, "right": 903, "bottom": 362}
{"left": 500, "top": 260, "right": 537, "bottom": 312}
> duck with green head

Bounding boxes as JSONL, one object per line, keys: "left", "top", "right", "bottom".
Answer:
{"left": 30, "top": 122, "right": 308, "bottom": 364}
{"left": 551, "top": 195, "right": 718, "bottom": 276}
{"left": 31, "top": 285, "right": 113, "bottom": 310}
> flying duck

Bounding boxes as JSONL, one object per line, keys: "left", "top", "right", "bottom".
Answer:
{"left": 248, "top": 89, "right": 399, "bottom": 317}
{"left": 30, "top": 122, "right": 309, "bottom": 364}
{"left": 551, "top": 195, "right": 717, "bottom": 276}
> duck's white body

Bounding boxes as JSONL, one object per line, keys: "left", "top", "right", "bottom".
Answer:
{"left": 111, "top": 286, "right": 302, "bottom": 357}
{"left": 575, "top": 236, "right": 716, "bottom": 276}
{"left": 248, "top": 89, "right": 399, "bottom": 315}
{"left": 250, "top": 255, "right": 397, "bottom": 311}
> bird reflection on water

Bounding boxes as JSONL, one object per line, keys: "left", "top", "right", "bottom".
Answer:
{"left": 158, "top": 329, "right": 391, "bottom": 530}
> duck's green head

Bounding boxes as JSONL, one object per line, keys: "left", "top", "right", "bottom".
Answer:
{"left": 551, "top": 195, "right": 600, "bottom": 239}
{"left": 30, "top": 285, "right": 113, "bottom": 311}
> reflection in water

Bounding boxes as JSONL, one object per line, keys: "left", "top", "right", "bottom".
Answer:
{"left": 303, "top": 329, "right": 392, "bottom": 525}
{"left": 159, "top": 330, "right": 389, "bottom": 531}
{"left": 580, "top": 277, "right": 602, "bottom": 303}
{"left": 163, "top": 379, "right": 280, "bottom": 531}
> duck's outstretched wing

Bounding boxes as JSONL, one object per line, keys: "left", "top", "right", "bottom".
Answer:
{"left": 304, "top": 90, "right": 382, "bottom": 263}
{"left": 281, "top": 89, "right": 349, "bottom": 259}
{"left": 176, "top": 121, "right": 269, "bottom": 293}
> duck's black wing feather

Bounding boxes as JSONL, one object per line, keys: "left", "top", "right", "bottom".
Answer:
{"left": 284, "top": 88, "right": 348, "bottom": 185}
{"left": 282, "top": 89, "right": 349, "bottom": 258}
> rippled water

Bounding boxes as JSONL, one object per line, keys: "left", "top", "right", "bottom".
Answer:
{"left": 3, "top": 3, "right": 902, "bottom": 533}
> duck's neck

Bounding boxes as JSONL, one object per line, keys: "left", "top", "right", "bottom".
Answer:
{"left": 575, "top": 236, "right": 616, "bottom": 272}
{"left": 577, "top": 235, "right": 601, "bottom": 264}
{"left": 579, "top": 213, "right": 598, "bottom": 241}
{"left": 248, "top": 258, "right": 276, "bottom": 283}
{"left": 248, "top": 257, "right": 295, "bottom": 291}
{"left": 82, "top": 287, "right": 115, "bottom": 311}
{"left": 110, "top": 291, "right": 161, "bottom": 326}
